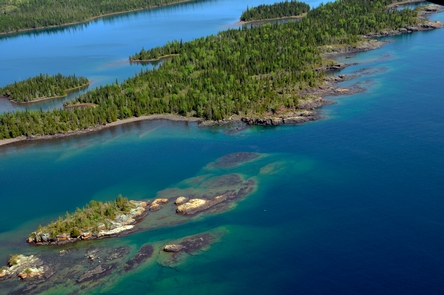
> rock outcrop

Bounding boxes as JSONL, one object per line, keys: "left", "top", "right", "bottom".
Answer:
{"left": 28, "top": 200, "right": 148, "bottom": 246}
{"left": 163, "top": 244, "right": 185, "bottom": 252}
{"left": 174, "top": 196, "right": 189, "bottom": 205}
{"left": 176, "top": 191, "right": 235, "bottom": 215}
{"left": 149, "top": 198, "right": 168, "bottom": 212}
{"left": 0, "top": 254, "right": 46, "bottom": 281}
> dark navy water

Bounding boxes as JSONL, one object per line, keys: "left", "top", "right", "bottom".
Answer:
{"left": 1, "top": 1, "right": 444, "bottom": 294}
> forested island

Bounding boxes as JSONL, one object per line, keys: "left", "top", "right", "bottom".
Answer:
{"left": 240, "top": 0, "right": 310, "bottom": 22}
{"left": 27, "top": 195, "right": 148, "bottom": 245}
{"left": 0, "top": 0, "right": 442, "bottom": 141}
{"left": 0, "top": 0, "right": 199, "bottom": 35}
{"left": 0, "top": 73, "right": 89, "bottom": 103}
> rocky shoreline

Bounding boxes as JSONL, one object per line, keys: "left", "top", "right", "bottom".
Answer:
{"left": 239, "top": 74, "right": 366, "bottom": 126}
{"left": 27, "top": 200, "right": 149, "bottom": 246}
{"left": 1, "top": 4, "right": 442, "bottom": 144}
{"left": 367, "top": 4, "right": 444, "bottom": 38}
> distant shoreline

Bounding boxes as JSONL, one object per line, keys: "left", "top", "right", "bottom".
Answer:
{"left": 0, "top": 0, "right": 195, "bottom": 37}
{"left": 236, "top": 13, "right": 307, "bottom": 25}
{"left": 387, "top": 0, "right": 426, "bottom": 9}
{"left": 130, "top": 54, "right": 180, "bottom": 63}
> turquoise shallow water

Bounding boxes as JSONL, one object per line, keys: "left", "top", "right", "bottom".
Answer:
{"left": 1, "top": 2, "right": 444, "bottom": 294}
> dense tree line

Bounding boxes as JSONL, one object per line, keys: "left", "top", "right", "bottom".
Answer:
{"left": 240, "top": 0, "right": 311, "bottom": 22}
{"left": 0, "top": 0, "right": 200, "bottom": 34}
{"left": 0, "top": 73, "right": 89, "bottom": 103}
{"left": 0, "top": 0, "right": 419, "bottom": 140}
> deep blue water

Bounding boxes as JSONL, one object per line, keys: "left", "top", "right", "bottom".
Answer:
{"left": 1, "top": 1, "right": 444, "bottom": 294}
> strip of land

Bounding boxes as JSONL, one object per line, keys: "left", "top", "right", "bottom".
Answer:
{"left": 0, "top": 114, "right": 202, "bottom": 147}
{"left": 237, "top": 13, "right": 307, "bottom": 25}
{"left": 129, "top": 54, "right": 180, "bottom": 63}
{"left": 0, "top": 0, "right": 197, "bottom": 36}
{"left": 7, "top": 83, "right": 90, "bottom": 105}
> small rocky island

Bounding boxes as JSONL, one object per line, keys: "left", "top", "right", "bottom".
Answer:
{"left": 1, "top": 152, "right": 260, "bottom": 293}
{"left": 27, "top": 195, "right": 148, "bottom": 245}
{"left": 0, "top": 254, "right": 48, "bottom": 280}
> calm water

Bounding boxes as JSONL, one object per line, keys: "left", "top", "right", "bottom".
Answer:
{"left": 1, "top": 1, "right": 444, "bottom": 294}
{"left": 0, "top": 0, "right": 322, "bottom": 113}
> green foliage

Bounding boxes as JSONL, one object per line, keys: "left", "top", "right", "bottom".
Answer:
{"left": 0, "top": 0, "right": 199, "bottom": 34}
{"left": 240, "top": 0, "right": 310, "bottom": 22}
{"left": 31, "top": 195, "right": 135, "bottom": 238}
{"left": 0, "top": 0, "right": 419, "bottom": 140}
{"left": 0, "top": 73, "right": 89, "bottom": 103}
{"left": 8, "top": 254, "right": 20, "bottom": 266}
{"left": 71, "top": 228, "right": 81, "bottom": 238}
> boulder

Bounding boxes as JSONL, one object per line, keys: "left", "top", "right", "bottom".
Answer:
{"left": 163, "top": 244, "right": 184, "bottom": 252}
{"left": 41, "top": 233, "right": 50, "bottom": 242}
{"left": 176, "top": 199, "right": 207, "bottom": 215}
{"left": 81, "top": 232, "right": 92, "bottom": 240}
{"left": 175, "top": 196, "right": 189, "bottom": 205}
{"left": 176, "top": 194, "right": 228, "bottom": 215}
{"left": 56, "top": 234, "right": 67, "bottom": 242}
{"left": 152, "top": 198, "right": 168, "bottom": 205}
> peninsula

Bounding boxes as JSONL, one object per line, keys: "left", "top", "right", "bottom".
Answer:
{"left": 0, "top": 73, "right": 89, "bottom": 104}
{"left": 239, "top": 0, "right": 310, "bottom": 22}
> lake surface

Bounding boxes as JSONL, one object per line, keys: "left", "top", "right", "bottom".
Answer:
{"left": 0, "top": 0, "right": 321, "bottom": 113}
{"left": 1, "top": 1, "right": 444, "bottom": 294}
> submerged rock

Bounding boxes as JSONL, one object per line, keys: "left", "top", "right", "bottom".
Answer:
{"left": 149, "top": 198, "right": 169, "bottom": 212}
{"left": 123, "top": 245, "right": 154, "bottom": 272}
{"left": 213, "top": 152, "right": 260, "bottom": 168}
{"left": 149, "top": 203, "right": 162, "bottom": 212}
{"left": 77, "top": 264, "right": 116, "bottom": 283}
{"left": 159, "top": 232, "right": 222, "bottom": 267}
